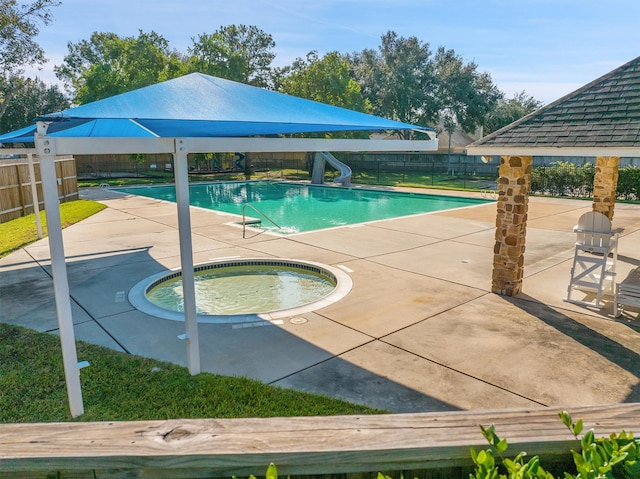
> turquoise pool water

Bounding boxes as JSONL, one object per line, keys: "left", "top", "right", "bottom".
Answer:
{"left": 114, "top": 181, "right": 493, "bottom": 234}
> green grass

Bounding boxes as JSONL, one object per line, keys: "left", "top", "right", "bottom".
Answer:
{"left": 78, "top": 177, "right": 170, "bottom": 187}
{"left": 77, "top": 171, "right": 279, "bottom": 188}
{"left": 0, "top": 199, "right": 107, "bottom": 258}
{"left": 0, "top": 323, "right": 382, "bottom": 422}
{"left": 349, "top": 170, "right": 497, "bottom": 191}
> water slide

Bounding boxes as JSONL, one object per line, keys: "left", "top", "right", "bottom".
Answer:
{"left": 311, "top": 151, "right": 352, "bottom": 186}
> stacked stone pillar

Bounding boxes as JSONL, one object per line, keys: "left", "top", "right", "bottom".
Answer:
{"left": 592, "top": 156, "right": 620, "bottom": 221}
{"left": 492, "top": 155, "right": 533, "bottom": 296}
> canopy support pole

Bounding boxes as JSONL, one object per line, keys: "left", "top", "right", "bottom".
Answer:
{"left": 173, "top": 139, "right": 200, "bottom": 375}
{"left": 35, "top": 122, "right": 84, "bottom": 417}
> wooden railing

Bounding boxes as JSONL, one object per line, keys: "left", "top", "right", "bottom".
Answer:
{"left": 0, "top": 404, "right": 638, "bottom": 478}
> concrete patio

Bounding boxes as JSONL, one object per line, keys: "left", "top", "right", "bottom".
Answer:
{"left": 1, "top": 186, "right": 638, "bottom": 413}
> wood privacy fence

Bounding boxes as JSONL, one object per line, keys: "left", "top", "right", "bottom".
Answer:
{"left": 0, "top": 404, "right": 638, "bottom": 479}
{"left": 0, "top": 156, "right": 77, "bottom": 223}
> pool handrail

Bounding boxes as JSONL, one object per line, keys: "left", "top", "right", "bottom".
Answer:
{"left": 242, "top": 203, "right": 282, "bottom": 238}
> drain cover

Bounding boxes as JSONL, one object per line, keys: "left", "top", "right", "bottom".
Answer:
{"left": 289, "top": 317, "right": 308, "bottom": 325}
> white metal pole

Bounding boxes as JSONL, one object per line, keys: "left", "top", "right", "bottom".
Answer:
{"left": 27, "top": 152, "right": 43, "bottom": 239}
{"left": 173, "top": 139, "right": 200, "bottom": 375}
{"left": 36, "top": 124, "right": 84, "bottom": 417}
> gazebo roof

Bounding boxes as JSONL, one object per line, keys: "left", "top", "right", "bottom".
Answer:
{"left": 468, "top": 56, "right": 640, "bottom": 157}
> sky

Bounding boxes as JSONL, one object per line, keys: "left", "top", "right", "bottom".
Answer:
{"left": 24, "top": 0, "right": 640, "bottom": 105}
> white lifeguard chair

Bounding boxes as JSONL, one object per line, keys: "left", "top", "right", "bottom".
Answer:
{"left": 564, "top": 211, "right": 619, "bottom": 308}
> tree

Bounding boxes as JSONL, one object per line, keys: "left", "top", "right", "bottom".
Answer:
{"left": 55, "top": 30, "right": 188, "bottom": 104}
{"left": 0, "top": 76, "right": 68, "bottom": 133}
{"left": 280, "top": 51, "right": 370, "bottom": 111}
{"left": 484, "top": 91, "right": 544, "bottom": 134}
{"left": 188, "top": 32, "right": 247, "bottom": 82}
{"left": 0, "top": 0, "right": 60, "bottom": 119}
{"left": 190, "top": 25, "right": 276, "bottom": 88}
{"left": 350, "top": 31, "right": 438, "bottom": 139}
{"left": 279, "top": 51, "right": 371, "bottom": 138}
{"left": 433, "top": 47, "right": 502, "bottom": 133}
{"left": 350, "top": 32, "right": 502, "bottom": 139}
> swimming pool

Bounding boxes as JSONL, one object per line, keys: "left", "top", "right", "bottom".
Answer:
{"left": 114, "top": 181, "right": 493, "bottom": 234}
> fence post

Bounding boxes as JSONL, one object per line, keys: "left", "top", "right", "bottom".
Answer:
{"left": 15, "top": 164, "right": 26, "bottom": 216}
{"left": 464, "top": 162, "right": 467, "bottom": 189}
{"left": 56, "top": 160, "right": 67, "bottom": 201}
{"left": 27, "top": 153, "right": 43, "bottom": 238}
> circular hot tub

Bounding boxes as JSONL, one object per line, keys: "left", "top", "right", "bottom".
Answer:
{"left": 129, "top": 258, "right": 352, "bottom": 323}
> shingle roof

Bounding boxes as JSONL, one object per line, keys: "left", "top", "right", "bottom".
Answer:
{"left": 469, "top": 56, "right": 640, "bottom": 151}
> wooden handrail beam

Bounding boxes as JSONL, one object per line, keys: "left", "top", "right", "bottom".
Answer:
{"left": 1, "top": 404, "right": 638, "bottom": 477}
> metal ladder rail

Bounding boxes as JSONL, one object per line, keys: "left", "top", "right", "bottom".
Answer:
{"left": 242, "top": 203, "right": 282, "bottom": 238}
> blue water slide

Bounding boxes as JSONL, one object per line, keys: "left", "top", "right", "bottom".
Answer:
{"left": 235, "top": 152, "right": 245, "bottom": 170}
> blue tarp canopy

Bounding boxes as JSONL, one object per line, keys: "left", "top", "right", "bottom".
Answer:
{"left": 0, "top": 73, "right": 433, "bottom": 142}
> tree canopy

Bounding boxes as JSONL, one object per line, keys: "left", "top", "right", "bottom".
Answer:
{"left": 350, "top": 31, "right": 438, "bottom": 139}
{"left": 55, "top": 30, "right": 188, "bottom": 104}
{"left": 0, "top": 0, "right": 60, "bottom": 121}
{"left": 207, "top": 25, "right": 275, "bottom": 87}
{"left": 188, "top": 25, "right": 275, "bottom": 87}
{"left": 0, "top": 76, "right": 68, "bottom": 133}
{"left": 433, "top": 46, "right": 502, "bottom": 133}
{"left": 0, "top": 13, "right": 543, "bottom": 136}
{"left": 484, "top": 90, "right": 544, "bottom": 134}
{"left": 349, "top": 31, "right": 503, "bottom": 139}
{"left": 278, "top": 51, "right": 372, "bottom": 138}
{"left": 280, "top": 51, "right": 369, "bottom": 112}
{"left": 0, "top": 0, "right": 58, "bottom": 76}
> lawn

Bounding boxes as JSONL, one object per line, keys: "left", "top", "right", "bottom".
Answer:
{"left": 0, "top": 199, "right": 107, "bottom": 258}
{"left": 0, "top": 323, "right": 381, "bottom": 422}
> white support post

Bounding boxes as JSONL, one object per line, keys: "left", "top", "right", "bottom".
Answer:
{"left": 35, "top": 123, "right": 84, "bottom": 417}
{"left": 173, "top": 139, "right": 200, "bottom": 375}
{"left": 27, "top": 152, "right": 42, "bottom": 239}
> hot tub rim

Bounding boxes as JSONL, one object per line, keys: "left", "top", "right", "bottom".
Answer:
{"left": 128, "top": 257, "right": 353, "bottom": 324}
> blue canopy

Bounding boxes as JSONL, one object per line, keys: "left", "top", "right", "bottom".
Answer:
{"left": 0, "top": 118, "right": 158, "bottom": 143}
{"left": 0, "top": 73, "right": 433, "bottom": 142}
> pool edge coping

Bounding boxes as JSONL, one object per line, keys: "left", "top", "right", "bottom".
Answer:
{"left": 128, "top": 257, "right": 353, "bottom": 324}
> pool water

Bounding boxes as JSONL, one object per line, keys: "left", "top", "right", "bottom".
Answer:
{"left": 146, "top": 264, "right": 336, "bottom": 315}
{"left": 115, "top": 181, "right": 492, "bottom": 234}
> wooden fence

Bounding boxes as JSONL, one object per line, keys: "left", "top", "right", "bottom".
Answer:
{"left": 0, "top": 156, "right": 77, "bottom": 223}
{"left": 0, "top": 403, "right": 638, "bottom": 479}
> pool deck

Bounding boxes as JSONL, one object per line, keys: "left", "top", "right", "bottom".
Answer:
{"left": 1, "top": 185, "right": 639, "bottom": 413}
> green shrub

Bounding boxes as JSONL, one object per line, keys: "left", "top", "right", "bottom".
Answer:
{"left": 470, "top": 411, "right": 639, "bottom": 479}
{"left": 616, "top": 166, "right": 640, "bottom": 200}
{"left": 241, "top": 412, "right": 638, "bottom": 479}
{"left": 531, "top": 162, "right": 639, "bottom": 201}
{"left": 531, "top": 162, "right": 595, "bottom": 198}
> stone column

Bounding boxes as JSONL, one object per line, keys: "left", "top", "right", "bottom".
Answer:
{"left": 592, "top": 156, "right": 619, "bottom": 221}
{"left": 492, "top": 155, "right": 533, "bottom": 296}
